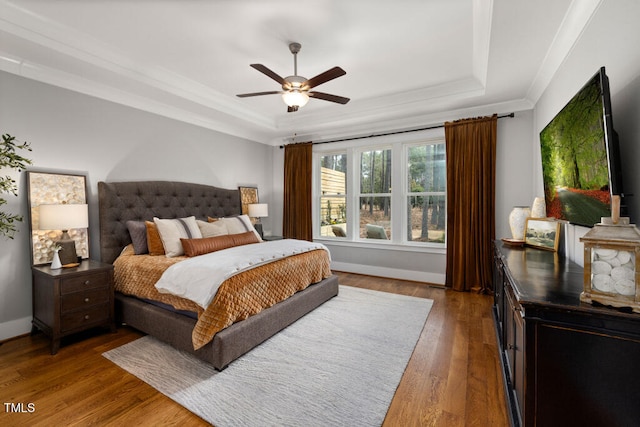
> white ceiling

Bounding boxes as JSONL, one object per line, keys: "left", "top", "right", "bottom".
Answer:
{"left": 0, "top": 0, "right": 602, "bottom": 145}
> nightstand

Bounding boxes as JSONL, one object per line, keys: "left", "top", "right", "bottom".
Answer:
{"left": 263, "top": 235, "right": 283, "bottom": 241}
{"left": 32, "top": 260, "right": 115, "bottom": 354}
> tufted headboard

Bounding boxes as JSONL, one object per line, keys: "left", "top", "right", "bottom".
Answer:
{"left": 98, "top": 181, "right": 241, "bottom": 264}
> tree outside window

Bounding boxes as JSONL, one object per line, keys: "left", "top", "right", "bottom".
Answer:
{"left": 314, "top": 138, "right": 446, "bottom": 247}
{"left": 406, "top": 143, "right": 446, "bottom": 243}
{"left": 359, "top": 148, "right": 391, "bottom": 240}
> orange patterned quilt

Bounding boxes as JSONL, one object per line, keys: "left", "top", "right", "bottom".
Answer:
{"left": 114, "top": 244, "right": 331, "bottom": 349}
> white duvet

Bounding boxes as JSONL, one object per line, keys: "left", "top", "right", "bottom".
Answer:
{"left": 154, "top": 239, "right": 330, "bottom": 309}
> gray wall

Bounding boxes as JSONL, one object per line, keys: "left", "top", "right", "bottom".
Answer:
{"left": 0, "top": 71, "right": 273, "bottom": 340}
{"left": 533, "top": 0, "right": 640, "bottom": 264}
{"left": 276, "top": 109, "right": 535, "bottom": 284}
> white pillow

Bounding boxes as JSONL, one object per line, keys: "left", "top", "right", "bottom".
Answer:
{"left": 220, "top": 214, "right": 263, "bottom": 242}
{"left": 196, "top": 219, "right": 228, "bottom": 238}
{"left": 154, "top": 216, "right": 202, "bottom": 257}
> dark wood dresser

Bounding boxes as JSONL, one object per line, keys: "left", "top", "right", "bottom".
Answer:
{"left": 32, "top": 260, "right": 115, "bottom": 354}
{"left": 493, "top": 241, "right": 640, "bottom": 427}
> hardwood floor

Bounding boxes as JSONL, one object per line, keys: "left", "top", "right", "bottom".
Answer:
{"left": 0, "top": 272, "right": 509, "bottom": 426}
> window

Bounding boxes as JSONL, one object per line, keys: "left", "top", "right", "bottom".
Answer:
{"left": 319, "top": 153, "right": 347, "bottom": 238}
{"left": 406, "top": 142, "right": 446, "bottom": 244}
{"left": 359, "top": 148, "right": 392, "bottom": 240}
{"left": 314, "top": 135, "right": 446, "bottom": 248}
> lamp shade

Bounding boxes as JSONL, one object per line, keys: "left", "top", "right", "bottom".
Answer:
{"left": 282, "top": 91, "right": 309, "bottom": 108}
{"left": 39, "top": 204, "right": 89, "bottom": 230}
{"left": 248, "top": 203, "right": 269, "bottom": 218}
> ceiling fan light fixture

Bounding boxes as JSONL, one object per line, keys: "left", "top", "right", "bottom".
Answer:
{"left": 282, "top": 90, "right": 309, "bottom": 108}
{"left": 237, "top": 42, "right": 349, "bottom": 111}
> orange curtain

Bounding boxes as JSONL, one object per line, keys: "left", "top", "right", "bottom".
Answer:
{"left": 445, "top": 115, "right": 497, "bottom": 292}
{"left": 283, "top": 142, "right": 313, "bottom": 241}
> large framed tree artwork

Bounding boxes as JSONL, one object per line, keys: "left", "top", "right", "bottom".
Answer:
{"left": 539, "top": 67, "right": 622, "bottom": 228}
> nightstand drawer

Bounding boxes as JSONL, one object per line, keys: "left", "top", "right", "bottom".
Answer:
{"left": 61, "top": 304, "right": 110, "bottom": 332}
{"left": 61, "top": 288, "right": 110, "bottom": 312}
{"left": 60, "top": 271, "right": 109, "bottom": 294}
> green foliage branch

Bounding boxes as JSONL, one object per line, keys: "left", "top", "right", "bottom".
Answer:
{"left": 1, "top": 134, "right": 32, "bottom": 239}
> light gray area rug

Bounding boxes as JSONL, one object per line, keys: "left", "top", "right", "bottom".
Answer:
{"left": 103, "top": 285, "right": 433, "bottom": 427}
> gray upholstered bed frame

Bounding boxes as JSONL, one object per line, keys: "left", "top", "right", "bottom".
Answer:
{"left": 98, "top": 181, "right": 338, "bottom": 370}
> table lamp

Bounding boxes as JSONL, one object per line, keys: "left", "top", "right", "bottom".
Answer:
{"left": 248, "top": 203, "right": 268, "bottom": 238}
{"left": 39, "top": 203, "right": 89, "bottom": 265}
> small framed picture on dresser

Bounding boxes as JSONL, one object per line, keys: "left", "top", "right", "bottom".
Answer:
{"left": 524, "top": 218, "right": 560, "bottom": 251}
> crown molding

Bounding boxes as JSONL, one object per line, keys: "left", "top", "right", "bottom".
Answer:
{"left": 0, "top": 0, "right": 275, "bottom": 131}
{"left": 269, "top": 98, "right": 533, "bottom": 147}
{"left": 0, "top": 53, "right": 273, "bottom": 143}
{"left": 1, "top": 0, "right": 579, "bottom": 146}
{"left": 1, "top": 0, "right": 500, "bottom": 145}
{"left": 525, "top": 0, "right": 603, "bottom": 104}
{"left": 472, "top": 0, "right": 493, "bottom": 87}
{"left": 276, "top": 77, "right": 486, "bottom": 133}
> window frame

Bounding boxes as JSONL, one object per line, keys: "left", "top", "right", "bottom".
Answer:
{"left": 313, "top": 129, "right": 446, "bottom": 251}
{"left": 311, "top": 150, "right": 352, "bottom": 240}
{"left": 356, "top": 145, "right": 393, "bottom": 242}
{"left": 316, "top": 151, "right": 350, "bottom": 239}
{"left": 403, "top": 140, "right": 447, "bottom": 247}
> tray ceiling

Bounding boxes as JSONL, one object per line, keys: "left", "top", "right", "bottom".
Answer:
{"left": 0, "top": 0, "right": 600, "bottom": 145}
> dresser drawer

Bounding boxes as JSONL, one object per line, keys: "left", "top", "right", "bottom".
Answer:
{"left": 60, "top": 304, "right": 110, "bottom": 332}
{"left": 60, "top": 271, "right": 109, "bottom": 294}
{"left": 61, "top": 288, "right": 110, "bottom": 312}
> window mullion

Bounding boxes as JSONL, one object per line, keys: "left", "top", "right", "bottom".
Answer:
{"left": 348, "top": 147, "right": 357, "bottom": 240}
{"left": 390, "top": 141, "right": 403, "bottom": 244}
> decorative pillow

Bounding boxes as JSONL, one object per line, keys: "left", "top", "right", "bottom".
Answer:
{"left": 181, "top": 231, "right": 260, "bottom": 257}
{"left": 196, "top": 219, "right": 228, "bottom": 238}
{"left": 228, "top": 230, "right": 261, "bottom": 246}
{"left": 211, "top": 214, "right": 263, "bottom": 242}
{"left": 153, "top": 216, "right": 202, "bottom": 257}
{"left": 126, "top": 220, "right": 148, "bottom": 254}
{"left": 145, "top": 221, "right": 165, "bottom": 256}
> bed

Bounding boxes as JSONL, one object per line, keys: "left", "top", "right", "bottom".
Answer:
{"left": 98, "top": 180, "right": 338, "bottom": 370}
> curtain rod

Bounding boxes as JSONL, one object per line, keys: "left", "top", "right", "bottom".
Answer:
{"left": 279, "top": 112, "right": 515, "bottom": 149}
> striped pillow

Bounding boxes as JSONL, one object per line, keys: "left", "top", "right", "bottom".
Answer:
{"left": 153, "top": 216, "right": 202, "bottom": 257}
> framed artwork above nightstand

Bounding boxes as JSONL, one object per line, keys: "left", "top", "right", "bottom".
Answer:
{"left": 26, "top": 171, "right": 89, "bottom": 265}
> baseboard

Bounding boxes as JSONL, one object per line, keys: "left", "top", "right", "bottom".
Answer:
{"left": 0, "top": 316, "right": 32, "bottom": 342}
{"left": 331, "top": 261, "right": 445, "bottom": 285}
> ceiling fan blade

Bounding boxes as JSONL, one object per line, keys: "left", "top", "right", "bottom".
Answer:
{"left": 309, "top": 91, "right": 350, "bottom": 104}
{"left": 236, "top": 91, "right": 283, "bottom": 98}
{"left": 250, "top": 64, "right": 286, "bottom": 85}
{"left": 303, "top": 67, "right": 346, "bottom": 90}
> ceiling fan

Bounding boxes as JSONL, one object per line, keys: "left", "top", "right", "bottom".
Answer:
{"left": 237, "top": 42, "right": 350, "bottom": 112}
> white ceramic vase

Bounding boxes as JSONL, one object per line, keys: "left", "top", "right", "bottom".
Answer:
{"left": 51, "top": 250, "right": 62, "bottom": 269}
{"left": 531, "top": 197, "right": 546, "bottom": 218}
{"left": 509, "top": 206, "right": 531, "bottom": 241}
